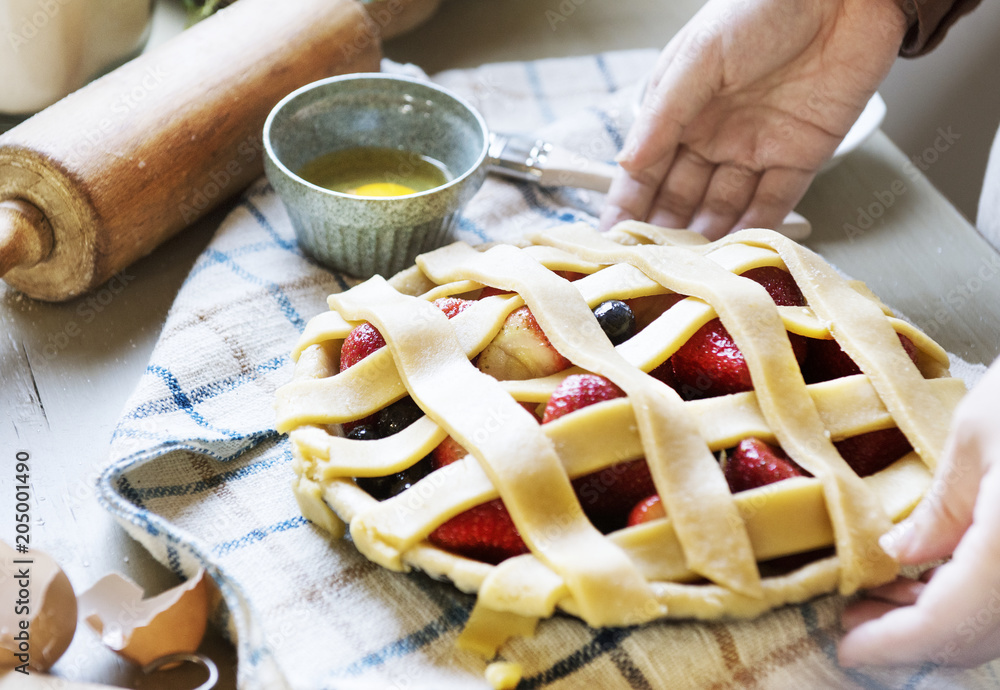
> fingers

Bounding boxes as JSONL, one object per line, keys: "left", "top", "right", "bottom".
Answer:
{"left": 839, "top": 543, "right": 1000, "bottom": 667}
{"left": 686, "top": 164, "right": 761, "bottom": 240}
{"left": 602, "top": 28, "right": 721, "bottom": 231}
{"left": 839, "top": 467, "right": 1000, "bottom": 668}
{"left": 618, "top": 41, "right": 718, "bottom": 173}
{"left": 646, "top": 147, "right": 715, "bottom": 229}
{"left": 598, "top": 156, "right": 672, "bottom": 231}
{"left": 854, "top": 577, "right": 926, "bottom": 608}
{"left": 733, "top": 167, "right": 816, "bottom": 232}
{"left": 881, "top": 366, "right": 1000, "bottom": 564}
{"left": 841, "top": 578, "right": 923, "bottom": 635}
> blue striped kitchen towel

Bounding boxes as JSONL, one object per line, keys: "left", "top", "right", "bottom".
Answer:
{"left": 98, "top": 52, "right": 999, "bottom": 690}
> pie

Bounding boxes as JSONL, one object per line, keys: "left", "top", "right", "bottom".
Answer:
{"left": 275, "top": 222, "right": 964, "bottom": 655}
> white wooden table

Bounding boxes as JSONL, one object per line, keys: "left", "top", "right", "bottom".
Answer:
{"left": 2, "top": 1, "right": 998, "bottom": 689}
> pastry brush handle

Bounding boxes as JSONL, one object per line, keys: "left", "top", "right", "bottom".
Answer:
{"left": 487, "top": 133, "right": 812, "bottom": 239}
{"left": 487, "top": 133, "right": 617, "bottom": 193}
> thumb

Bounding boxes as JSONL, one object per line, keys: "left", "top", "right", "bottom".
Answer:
{"left": 883, "top": 405, "right": 988, "bottom": 565}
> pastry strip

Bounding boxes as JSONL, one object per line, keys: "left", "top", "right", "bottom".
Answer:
{"left": 535, "top": 225, "right": 898, "bottom": 592}
{"left": 276, "top": 294, "right": 520, "bottom": 432}
{"left": 332, "top": 277, "right": 663, "bottom": 627}
{"left": 418, "top": 242, "right": 762, "bottom": 597}
{"left": 724, "top": 229, "right": 954, "bottom": 470}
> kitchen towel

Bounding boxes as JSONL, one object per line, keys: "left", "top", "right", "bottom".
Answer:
{"left": 100, "top": 51, "right": 998, "bottom": 690}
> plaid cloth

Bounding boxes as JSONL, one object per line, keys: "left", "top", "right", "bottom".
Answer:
{"left": 99, "top": 52, "right": 999, "bottom": 690}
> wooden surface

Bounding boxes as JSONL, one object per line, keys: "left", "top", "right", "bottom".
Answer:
{"left": 1, "top": 1, "right": 998, "bottom": 689}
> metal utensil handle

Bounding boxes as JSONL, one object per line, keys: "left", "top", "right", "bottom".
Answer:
{"left": 487, "top": 133, "right": 617, "bottom": 193}
{"left": 485, "top": 133, "right": 811, "bottom": 240}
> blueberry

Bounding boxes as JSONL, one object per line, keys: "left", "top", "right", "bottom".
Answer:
{"left": 376, "top": 397, "right": 425, "bottom": 436}
{"left": 356, "top": 455, "right": 433, "bottom": 500}
{"left": 347, "top": 424, "right": 380, "bottom": 441}
{"left": 593, "top": 300, "right": 636, "bottom": 345}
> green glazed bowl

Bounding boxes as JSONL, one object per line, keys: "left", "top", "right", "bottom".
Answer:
{"left": 263, "top": 73, "right": 490, "bottom": 278}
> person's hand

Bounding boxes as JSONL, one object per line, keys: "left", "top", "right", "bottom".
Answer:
{"left": 601, "top": 0, "right": 908, "bottom": 239}
{"left": 839, "top": 357, "right": 1000, "bottom": 668}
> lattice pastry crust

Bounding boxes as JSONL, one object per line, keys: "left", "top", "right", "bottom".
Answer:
{"left": 276, "top": 223, "right": 964, "bottom": 652}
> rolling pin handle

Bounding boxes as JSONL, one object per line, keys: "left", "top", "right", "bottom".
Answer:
{"left": 0, "top": 200, "right": 54, "bottom": 278}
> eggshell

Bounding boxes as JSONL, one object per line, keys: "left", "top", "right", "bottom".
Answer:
{"left": 0, "top": 541, "right": 77, "bottom": 672}
{"left": 78, "top": 568, "right": 212, "bottom": 667}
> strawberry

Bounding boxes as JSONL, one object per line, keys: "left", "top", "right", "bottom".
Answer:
{"left": 339, "top": 297, "right": 472, "bottom": 372}
{"left": 431, "top": 435, "right": 468, "bottom": 468}
{"left": 672, "top": 319, "right": 809, "bottom": 399}
{"left": 572, "top": 459, "right": 657, "bottom": 533}
{"left": 802, "top": 333, "right": 920, "bottom": 384}
{"left": 542, "top": 373, "right": 624, "bottom": 423}
{"left": 477, "top": 306, "right": 571, "bottom": 381}
{"left": 626, "top": 293, "right": 686, "bottom": 332}
{"left": 835, "top": 427, "right": 913, "bottom": 477}
{"left": 540, "top": 374, "right": 654, "bottom": 531}
{"left": 428, "top": 438, "right": 528, "bottom": 563}
{"left": 648, "top": 359, "right": 678, "bottom": 390}
{"left": 670, "top": 268, "right": 809, "bottom": 400}
{"left": 426, "top": 405, "right": 540, "bottom": 563}
{"left": 428, "top": 498, "right": 530, "bottom": 565}
{"left": 724, "top": 438, "right": 809, "bottom": 493}
{"left": 626, "top": 494, "right": 665, "bottom": 527}
{"left": 739, "top": 266, "right": 806, "bottom": 307}
{"left": 339, "top": 322, "right": 386, "bottom": 371}
{"left": 340, "top": 298, "right": 472, "bottom": 431}
{"left": 431, "top": 296, "right": 473, "bottom": 319}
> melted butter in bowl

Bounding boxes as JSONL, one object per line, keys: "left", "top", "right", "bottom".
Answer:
{"left": 298, "top": 146, "right": 451, "bottom": 197}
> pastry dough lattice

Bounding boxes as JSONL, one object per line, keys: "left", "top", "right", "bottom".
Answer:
{"left": 276, "top": 223, "right": 963, "bottom": 650}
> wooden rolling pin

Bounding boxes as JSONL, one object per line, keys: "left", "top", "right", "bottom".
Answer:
{"left": 0, "top": 0, "right": 390, "bottom": 301}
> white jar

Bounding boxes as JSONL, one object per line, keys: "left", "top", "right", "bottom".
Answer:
{"left": 0, "top": 0, "right": 153, "bottom": 116}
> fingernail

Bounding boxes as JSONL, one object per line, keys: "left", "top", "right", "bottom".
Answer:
{"left": 879, "top": 520, "right": 915, "bottom": 559}
{"left": 615, "top": 139, "right": 637, "bottom": 164}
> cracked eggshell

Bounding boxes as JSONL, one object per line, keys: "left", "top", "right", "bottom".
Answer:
{"left": 0, "top": 541, "right": 77, "bottom": 672}
{"left": 78, "top": 568, "right": 212, "bottom": 667}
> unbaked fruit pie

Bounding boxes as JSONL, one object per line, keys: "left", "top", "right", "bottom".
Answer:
{"left": 275, "top": 222, "right": 964, "bottom": 654}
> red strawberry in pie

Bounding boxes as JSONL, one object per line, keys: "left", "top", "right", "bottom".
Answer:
{"left": 428, "top": 499, "right": 530, "bottom": 565}
{"left": 739, "top": 266, "right": 806, "bottom": 308}
{"left": 339, "top": 322, "right": 387, "bottom": 371}
{"left": 476, "top": 306, "right": 571, "bottom": 381}
{"left": 541, "top": 373, "right": 624, "bottom": 423}
{"left": 543, "top": 374, "right": 656, "bottom": 531}
{"left": 629, "top": 438, "right": 809, "bottom": 523}
{"left": 802, "top": 333, "right": 920, "bottom": 384}
{"left": 341, "top": 298, "right": 472, "bottom": 431}
{"left": 572, "top": 458, "right": 658, "bottom": 533}
{"left": 671, "top": 268, "right": 808, "bottom": 399}
{"left": 429, "top": 374, "right": 653, "bottom": 559}
{"left": 431, "top": 296, "right": 474, "bottom": 320}
{"left": 626, "top": 494, "right": 665, "bottom": 527}
{"left": 340, "top": 297, "right": 473, "bottom": 372}
{"left": 431, "top": 435, "right": 468, "bottom": 468}
{"left": 724, "top": 437, "right": 810, "bottom": 493}
{"left": 428, "top": 435, "right": 528, "bottom": 563}
{"left": 835, "top": 427, "right": 913, "bottom": 477}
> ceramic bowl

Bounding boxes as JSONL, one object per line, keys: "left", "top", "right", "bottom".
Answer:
{"left": 263, "top": 73, "right": 490, "bottom": 278}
